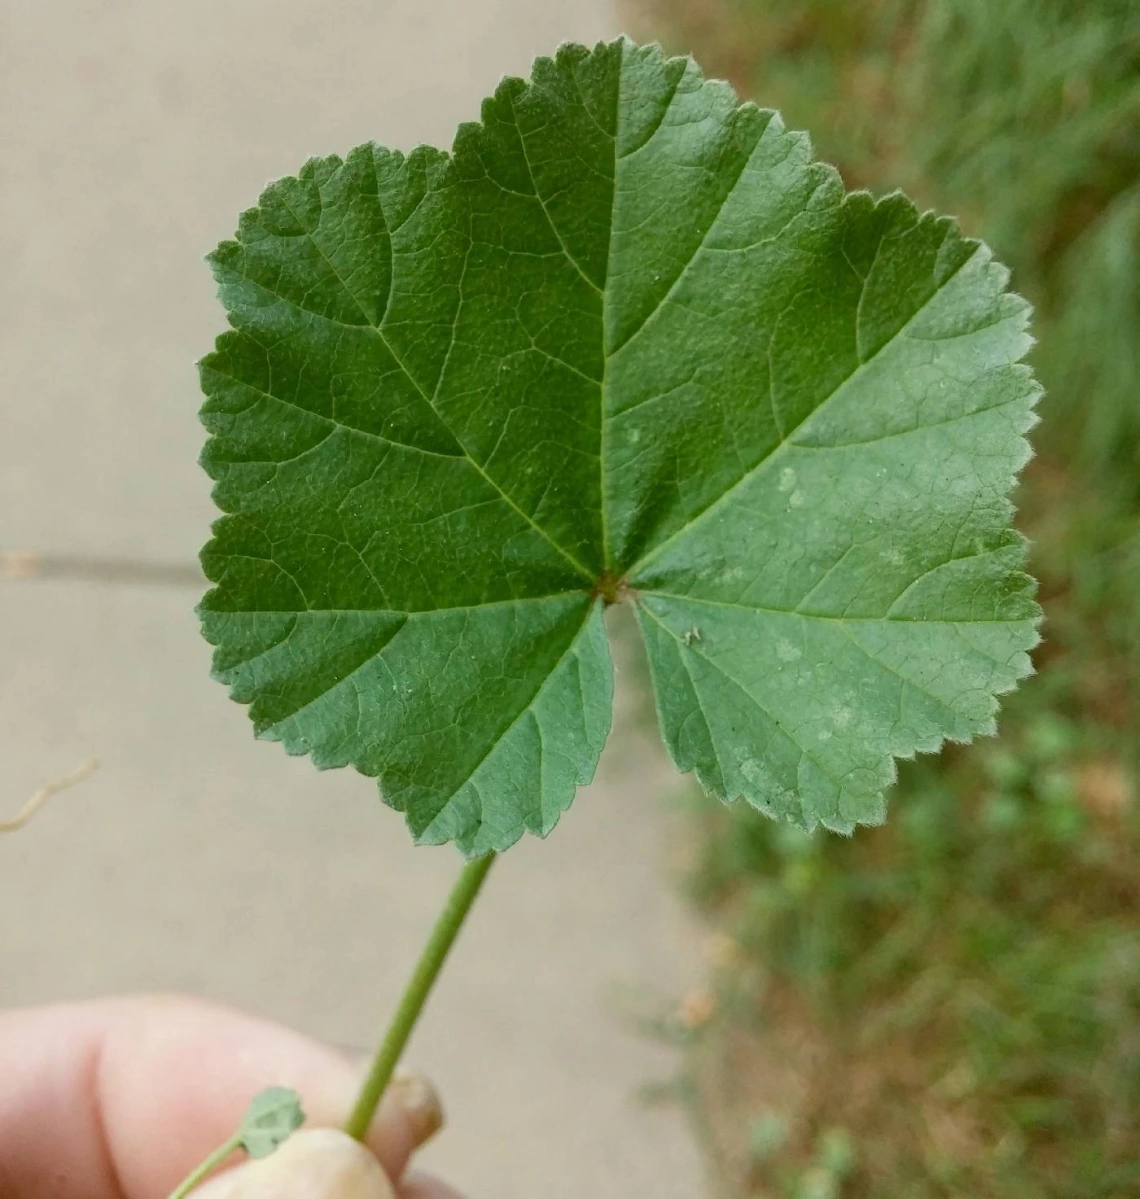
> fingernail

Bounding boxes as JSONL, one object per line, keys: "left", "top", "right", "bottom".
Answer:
{"left": 385, "top": 1071, "right": 444, "bottom": 1145}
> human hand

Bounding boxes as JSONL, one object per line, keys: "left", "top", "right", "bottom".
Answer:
{"left": 0, "top": 995, "right": 460, "bottom": 1198}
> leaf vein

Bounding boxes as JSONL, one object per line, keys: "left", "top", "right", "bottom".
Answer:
{"left": 628, "top": 244, "right": 980, "bottom": 576}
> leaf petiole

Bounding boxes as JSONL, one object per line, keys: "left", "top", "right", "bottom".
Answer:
{"left": 166, "top": 1087, "right": 304, "bottom": 1198}
{"left": 167, "top": 1134, "right": 242, "bottom": 1199}
{"left": 344, "top": 852, "right": 496, "bottom": 1141}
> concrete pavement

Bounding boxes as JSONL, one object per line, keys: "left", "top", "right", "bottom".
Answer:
{"left": 0, "top": 3, "right": 707, "bottom": 1196}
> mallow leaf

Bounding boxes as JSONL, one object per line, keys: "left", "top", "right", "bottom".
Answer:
{"left": 198, "top": 37, "right": 1040, "bottom": 854}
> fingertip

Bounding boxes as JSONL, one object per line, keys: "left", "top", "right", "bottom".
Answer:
{"left": 361, "top": 1072, "right": 444, "bottom": 1179}
{"left": 188, "top": 1129, "right": 394, "bottom": 1199}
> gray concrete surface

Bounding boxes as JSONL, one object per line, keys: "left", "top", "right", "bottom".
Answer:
{"left": 0, "top": 3, "right": 708, "bottom": 1197}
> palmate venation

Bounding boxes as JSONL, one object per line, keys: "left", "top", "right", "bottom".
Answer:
{"left": 198, "top": 37, "right": 1040, "bottom": 855}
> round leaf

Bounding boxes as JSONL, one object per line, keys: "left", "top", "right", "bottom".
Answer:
{"left": 199, "top": 38, "right": 1040, "bottom": 852}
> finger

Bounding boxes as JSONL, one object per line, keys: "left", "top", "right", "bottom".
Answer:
{"left": 369, "top": 1072, "right": 444, "bottom": 1181}
{"left": 189, "top": 1129, "right": 394, "bottom": 1199}
{"left": 0, "top": 995, "right": 442, "bottom": 1199}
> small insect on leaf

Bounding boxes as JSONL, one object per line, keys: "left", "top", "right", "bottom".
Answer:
{"left": 238, "top": 1087, "right": 305, "bottom": 1159}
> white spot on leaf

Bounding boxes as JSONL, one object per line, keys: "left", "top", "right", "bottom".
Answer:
{"left": 739, "top": 756, "right": 795, "bottom": 808}
{"left": 776, "top": 639, "right": 801, "bottom": 662}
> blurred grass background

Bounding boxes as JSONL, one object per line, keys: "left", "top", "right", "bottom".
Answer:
{"left": 624, "top": 1, "right": 1140, "bottom": 1195}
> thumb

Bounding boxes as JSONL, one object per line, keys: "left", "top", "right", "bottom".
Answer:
{"left": 189, "top": 1129, "right": 395, "bottom": 1199}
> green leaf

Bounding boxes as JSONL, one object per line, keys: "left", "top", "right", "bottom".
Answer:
{"left": 199, "top": 37, "right": 1040, "bottom": 851}
{"left": 238, "top": 1087, "right": 305, "bottom": 1159}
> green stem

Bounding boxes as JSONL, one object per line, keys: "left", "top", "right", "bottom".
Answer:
{"left": 344, "top": 852, "right": 496, "bottom": 1142}
{"left": 167, "top": 1134, "right": 242, "bottom": 1199}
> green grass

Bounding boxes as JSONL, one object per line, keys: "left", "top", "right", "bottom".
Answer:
{"left": 627, "top": 0, "right": 1140, "bottom": 1193}
{"left": 686, "top": 709, "right": 1140, "bottom": 1196}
